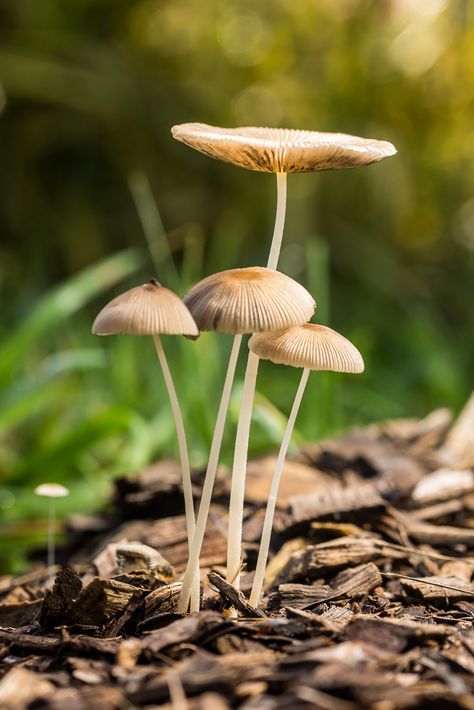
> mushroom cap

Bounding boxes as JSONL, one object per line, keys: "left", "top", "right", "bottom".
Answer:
{"left": 171, "top": 123, "right": 396, "bottom": 174}
{"left": 183, "top": 267, "right": 316, "bottom": 334}
{"left": 248, "top": 323, "right": 364, "bottom": 373}
{"left": 92, "top": 280, "right": 199, "bottom": 338}
{"left": 34, "top": 483, "right": 69, "bottom": 498}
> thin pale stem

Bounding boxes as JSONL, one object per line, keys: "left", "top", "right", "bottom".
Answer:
{"left": 153, "top": 335, "right": 200, "bottom": 612}
{"left": 47, "top": 498, "right": 55, "bottom": 568}
{"left": 224, "top": 172, "right": 289, "bottom": 595}
{"left": 177, "top": 334, "right": 243, "bottom": 612}
{"left": 267, "top": 172, "right": 287, "bottom": 270}
{"left": 226, "top": 350, "right": 260, "bottom": 589}
{"left": 249, "top": 368, "right": 310, "bottom": 608}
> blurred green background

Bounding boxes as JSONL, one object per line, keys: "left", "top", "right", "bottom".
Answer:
{"left": 0, "top": 0, "right": 473, "bottom": 572}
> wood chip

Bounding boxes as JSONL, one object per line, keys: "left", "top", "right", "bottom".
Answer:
{"left": 388, "top": 573, "right": 474, "bottom": 601}
{"left": 443, "top": 391, "right": 474, "bottom": 469}
{"left": 276, "top": 483, "right": 385, "bottom": 535}
{"left": 0, "top": 667, "right": 55, "bottom": 709}
{"left": 275, "top": 536, "right": 404, "bottom": 584}
{"left": 207, "top": 572, "right": 266, "bottom": 618}
{"left": 412, "top": 468, "right": 474, "bottom": 505}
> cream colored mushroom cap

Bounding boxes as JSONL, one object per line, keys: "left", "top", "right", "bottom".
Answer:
{"left": 34, "top": 483, "right": 69, "bottom": 498}
{"left": 92, "top": 280, "right": 199, "bottom": 337}
{"left": 249, "top": 323, "right": 364, "bottom": 373}
{"left": 171, "top": 123, "right": 396, "bottom": 174}
{"left": 183, "top": 267, "right": 315, "bottom": 334}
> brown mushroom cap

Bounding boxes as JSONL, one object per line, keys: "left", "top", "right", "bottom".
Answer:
{"left": 171, "top": 123, "right": 396, "bottom": 174}
{"left": 92, "top": 280, "right": 199, "bottom": 337}
{"left": 183, "top": 267, "right": 315, "bottom": 334}
{"left": 248, "top": 323, "right": 364, "bottom": 373}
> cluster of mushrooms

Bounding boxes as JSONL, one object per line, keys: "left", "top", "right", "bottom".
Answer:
{"left": 93, "top": 124, "right": 396, "bottom": 614}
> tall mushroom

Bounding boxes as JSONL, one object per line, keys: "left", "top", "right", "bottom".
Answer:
{"left": 172, "top": 122, "right": 395, "bottom": 590}
{"left": 247, "top": 323, "right": 364, "bottom": 608}
{"left": 92, "top": 279, "right": 201, "bottom": 611}
{"left": 171, "top": 123, "right": 396, "bottom": 271}
{"left": 177, "top": 267, "right": 315, "bottom": 611}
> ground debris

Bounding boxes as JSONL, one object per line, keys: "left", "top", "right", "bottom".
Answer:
{"left": 2, "top": 395, "right": 474, "bottom": 708}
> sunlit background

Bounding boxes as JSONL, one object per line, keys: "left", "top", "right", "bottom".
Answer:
{"left": 0, "top": 0, "right": 473, "bottom": 572}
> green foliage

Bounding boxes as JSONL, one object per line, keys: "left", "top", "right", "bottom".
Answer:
{"left": 0, "top": 0, "right": 473, "bottom": 571}
{"left": 0, "top": 251, "right": 146, "bottom": 570}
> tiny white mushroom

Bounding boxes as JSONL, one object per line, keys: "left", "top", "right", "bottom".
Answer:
{"left": 34, "top": 483, "right": 69, "bottom": 568}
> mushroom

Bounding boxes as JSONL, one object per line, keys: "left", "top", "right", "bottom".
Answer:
{"left": 171, "top": 123, "right": 397, "bottom": 270}
{"left": 34, "top": 483, "right": 69, "bottom": 568}
{"left": 172, "top": 124, "right": 394, "bottom": 593}
{"left": 92, "top": 279, "right": 201, "bottom": 610}
{"left": 247, "top": 323, "right": 364, "bottom": 608}
{"left": 177, "top": 267, "right": 315, "bottom": 611}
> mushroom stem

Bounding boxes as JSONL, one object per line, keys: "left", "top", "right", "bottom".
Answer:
{"left": 224, "top": 175, "right": 288, "bottom": 594}
{"left": 178, "top": 333, "right": 243, "bottom": 612}
{"left": 267, "top": 172, "right": 287, "bottom": 271}
{"left": 47, "top": 498, "right": 56, "bottom": 568}
{"left": 249, "top": 367, "right": 310, "bottom": 608}
{"left": 226, "top": 350, "right": 260, "bottom": 589}
{"left": 152, "top": 335, "right": 200, "bottom": 612}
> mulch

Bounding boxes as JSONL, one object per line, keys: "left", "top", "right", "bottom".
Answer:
{"left": 1, "top": 393, "right": 474, "bottom": 709}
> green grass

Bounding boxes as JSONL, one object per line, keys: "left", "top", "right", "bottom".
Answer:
{"left": 1, "top": 176, "right": 470, "bottom": 574}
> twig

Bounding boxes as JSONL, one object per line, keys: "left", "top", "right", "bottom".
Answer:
{"left": 381, "top": 572, "right": 474, "bottom": 596}
{"left": 207, "top": 572, "right": 267, "bottom": 618}
{"left": 374, "top": 540, "right": 474, "bottom": 565}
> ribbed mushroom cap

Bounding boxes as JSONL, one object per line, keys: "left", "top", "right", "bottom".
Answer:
{"left": 92, "top": 280, "right": 199, "bottom": 337}
{"left": 183, "top": 267, "right": 315, "bottom": 334}
{"left": 171, "top": 123, "right": 396, "bottom": 174}
{"left": 34, "top": 483, "right": 69, "bottom": 498}
{"left": 249, "top": 323, "right": 364, "bottom": 373}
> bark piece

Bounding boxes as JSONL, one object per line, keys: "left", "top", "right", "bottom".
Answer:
{"left": 141, "top": 611, "right": 234, "bottom": 656}
{"left": 285, "top": 604, "right": 354, "bottom": 632}
{"left": 271, "top": 563, "right": 381, "bottom": 610}
{"left": 128, "top": 649, "right": 275, "bottom": 705}
{"left": 380, "top": 407, "right": 452, "bottom": 446}
{"left": 0, "top": 667, "right": 55, "bottom": 709}
{"left": 319, "top": 605, "right": 355, "bottom": 631}
{"left": 392, "top": 509, "right": 474, "bottom": 547}
{"left": 207, "top": 571, "right": 267, "bottom": 618}
{"left": 39, "top": 566, "right": 83, "bottom": 628}
{"left": 91, "top": 512, "right": 227, "bottom": 573}
{"left": 69, "top": 577, "right": 139, "bottom": 626}
{"left": 276, "top": 483, "right": 386, "bottom": 535}
{"left": 114, "top": 458, "right": 192, "bottom": 517}
{"left": 262, "top": 538, "right": 307, "bottom": 590}
{"left": 313, "top": 562, "right": 383, "bottom": 604}
{"left": 412, "top": 468, "right": 474, "bottom": 505}
{"left": 345, "top": 615, "right": 453, "bottom": 653}
{"left": 443, "top": 391, "right": 474, "bottom": 469}
{"left": 143, "top": 581, "right": 183, "bottom": 618}
{"left": 0, "top": 628, "right": 60, "bottom": 655}
{"left": 244, "top": 456, "right": 335, "bottom": 506}
{"left": 275, "top": 536, "right": 404, "bottom": 584}
{"left": 43, "top": 685, "right": 125, "bottom": 710}
{"left": 0, "top": 598, "right": 43, "bottom": 627}
{"left": 301, "top": 428, "right": 427, "bottom": 497}
{"left": 115, "top": 542, "right": 175, "bottom": 582}
{"left": 394, "top": 574, "right": 474, "bottom": 601}
{"left": 268, "top": 583, "right": 332, "bottom": 610}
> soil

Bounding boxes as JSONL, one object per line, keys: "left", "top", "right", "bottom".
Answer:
{"left": 1, "top": 393, "right": 474, "bottom": 709}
